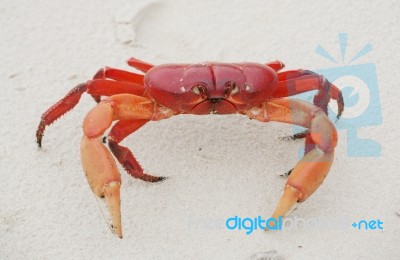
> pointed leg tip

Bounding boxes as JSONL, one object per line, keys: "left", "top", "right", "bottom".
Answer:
{"left": 280, "top": 168, "right": 293, "bottom": 178}
{"left": 279, "top": 131, "right": 307, "bottom": 141}
{"left": 335, "top": 114, "right": 342, "bottom": 123}
{"left": 36, "top": 121, "right": 46, "bottom": 148}
{"left": 157, "top": 176, "right": 167, "bottom": 182}
{"left": 36, "top": 135, "right": 43, "bottom": 148}
{"left": 142, "top": 174, "right": 167, "bottom": 182}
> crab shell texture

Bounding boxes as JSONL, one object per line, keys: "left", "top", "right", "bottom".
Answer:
{"left": 144, "top": 63, "right": 277, "bottom": 114}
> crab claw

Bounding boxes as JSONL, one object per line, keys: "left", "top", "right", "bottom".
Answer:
{"left": 81, "top": 135, "right": 123, "bottom": 238}
{"left": 266, "top": 149, "right": 333, "bottom": 231}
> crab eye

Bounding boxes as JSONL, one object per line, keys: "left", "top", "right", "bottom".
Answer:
{"left": 192, "top": 84, "right": 207, "bottom": 96}
{"left": 231, "top": 82, "right": 239, "bottom": 94}
{"left": 192, "top": 85, "right": 202, "bottom": 95}
{"left": 224, "top": 81, "right": 239, "bottom": 96}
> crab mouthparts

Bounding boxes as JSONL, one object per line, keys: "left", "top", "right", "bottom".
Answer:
{"left": 191, "top": 98, "right": 237, "bottom": 115}
{"left": 209, "top": 98, "right": 223, "bottom": 114}
{"left": 210, "top": 98, "right": 223, "bottom": 104}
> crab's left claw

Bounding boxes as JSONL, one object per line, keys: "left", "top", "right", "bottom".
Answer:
{"left": 81, "top": 135, "right": 122, "bottom": 238}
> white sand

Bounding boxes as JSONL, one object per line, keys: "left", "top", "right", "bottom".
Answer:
{"left": 1, "top": 0, "right": 399, "bottom": 259}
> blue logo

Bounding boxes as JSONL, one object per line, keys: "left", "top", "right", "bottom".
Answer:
{"left": 293, "top": 33, "right": 382, "bottom": 157}
{"left": 225, "top": 215, "right": 384, "bottom": 234}
{"left": 225, "top": 216, "right": 283, "bottom": 235}
{"left": 352, "top": 219, "right": 384, "bottom": 230}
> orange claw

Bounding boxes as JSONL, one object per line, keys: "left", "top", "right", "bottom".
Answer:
{"left": 251, "top": 98, "right": 337, "bottom": 231}
{"left": 267, "top": 150, "right": 334, "bottom": 230}
{"left": 81, "top": 136, "right": 123, "bottom": 238}
{"left": 80, "top": 94, "right": 156, "bottom": 238}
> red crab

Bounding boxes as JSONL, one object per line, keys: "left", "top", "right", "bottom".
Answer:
{"left": 36, "top": 57, "right": 343, "bottom": 238}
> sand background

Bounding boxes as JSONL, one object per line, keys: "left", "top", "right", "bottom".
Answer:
{"left": 1, "top": 0, "right": 399, "bottom": 259}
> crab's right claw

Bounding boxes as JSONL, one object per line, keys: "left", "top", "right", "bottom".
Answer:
{"left": 81, "top": 135, "right": 123, "bottom": 238}
{"left": 261, "top": 99, "right": 337, "bottom": 231}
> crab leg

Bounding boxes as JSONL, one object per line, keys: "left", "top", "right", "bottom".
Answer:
{"left": 91, "top": 67, "right": 145, "bottom": 102}
{"left": 265, "top": 60, "right": 285, "bottom": 72}
{"left": 275, "top": 70, "right": 344, "bottom": 118}
{"left": 36, "top": 80, "right": 146, "bottom": 147}
{"left": 244, "top": 98, "right": 337, "bottom": 228}
{"left": 87, "top": 79, "right": 145, "bottom": 98}
{"left": 107, "top": 119, "right": 166, "bottom": 182}
{"left": 93, "top": 67, "right": 145, "bottom": 83}
{"left": 127, "top": 57, "right": 154, "bottom": 72}
{"left": 36, "top": 83, "right": 87, "bottom": 147}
